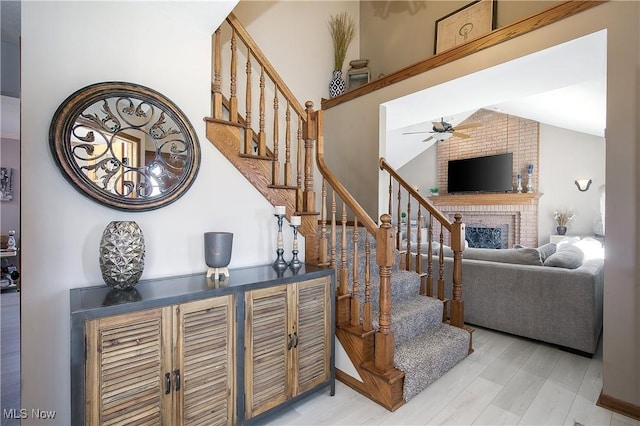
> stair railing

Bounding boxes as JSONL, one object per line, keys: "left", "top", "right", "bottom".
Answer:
{"left": 315, "top": 109, "right": 397, "bottom": 373}
{"left": 379, "top": 158, "right": 466, "bottom": 328}
{"left": 212, "top": 13, "right": 316, "bottom": 215}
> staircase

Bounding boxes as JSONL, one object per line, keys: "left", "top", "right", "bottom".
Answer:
{"left": 206, "top": 12, "right": 472, "bottom": 411}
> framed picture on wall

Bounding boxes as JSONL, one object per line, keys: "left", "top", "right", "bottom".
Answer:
{"left": 434, "top": 0, "right": 497, "bottom": 54}
{"left": 1, "top": 167, "right": 14, "bottom": 201}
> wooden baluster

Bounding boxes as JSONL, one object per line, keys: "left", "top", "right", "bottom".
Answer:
{"left": 450, "top": 214, "right": 465, "bottom": 328}
{"left": 258, "top": 66, "right": 266, "bottom": 156}
{"left": 350, "top": 217, "right": 360, "bottom": 327}
{"left": 363, "top": 234, "right": 372, "bottom": 332}
{"left": 416, "top": 208, "right": 423, "bottom": 274}
{"left": 375, "top": 214, "right": 395, "bottom": 372}
{"left": 296, "top": 117, "right": 303, "bottom": 211}
{"left": 303, "top": 101, "right": 316, "bottom": 212}
{"left": 229, "top": 28, "right": 238, "bottom": 123}
{"left": 244, "top": 53, "right": 253, "bottom": 155}
{"left": 340, "top": 203, "right": 348, "bottom": 298}
{"left": 388, "top": 175, "right": 393, "bottom": 217}
{"left": 405, "top": 193, "right": 411, "bottom": 269}
{"left": 438, "top": 229, "right": 445, "bottom": 301}
{"left": 284, "top": 103, "right": 292, "bottom": 186}
{"left": 330, "top": 190, "right": 337, "bottom": 271}
{"left": 396, "top": 184, "right": 402, "bottom": 250}
{"left": 319, "top": 179, "right": 328, "bottom": 265}
{"left": 212, "top": 28, "right": 222, "bottom": 120}
{"left": 425, "top": 214, "right": 433, "bottom": 297}
{"left": 271, "top": 88, "right": 279, "bottom": 185}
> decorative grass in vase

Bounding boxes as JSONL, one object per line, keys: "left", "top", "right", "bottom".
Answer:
{"left": 553, "top": 209, "right": 575, "bottom": 235}
{"left": 328, "top": 12, "right": 356, "bottom": 97}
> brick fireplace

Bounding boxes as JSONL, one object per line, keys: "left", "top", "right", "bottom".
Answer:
{"left": 429, "top": 193, "right": 540, "bottom": 248}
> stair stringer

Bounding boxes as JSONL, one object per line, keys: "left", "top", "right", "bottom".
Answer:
{"left": 335, "top": 324, "right": 405, "bottom": 411}
{"left": 205, "top": 118, "right": 297, "bottom": 216}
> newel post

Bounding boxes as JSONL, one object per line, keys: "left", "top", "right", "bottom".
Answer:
{"left": 302, "top": 101, "right": 316, "bottom": 213}
{"left": 212, "top": 27, "right": 223, "bottom": 120}
{"left": 450, "top": 214, "right": 465, "bottom": 328}
{"left": 375, "top": 214, "right": 395, "bottom": 372}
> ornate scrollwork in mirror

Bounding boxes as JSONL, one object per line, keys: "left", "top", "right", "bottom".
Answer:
{"left": 50, "top": 82, "right": 200, "bottom": 211}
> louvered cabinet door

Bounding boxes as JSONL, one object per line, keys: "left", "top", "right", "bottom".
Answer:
{"left": 244, "top": 285, "right": 291, "bottom": 419}
{"left": 293, "top": 277, "right": 331, "bottom": 395}
{"left": 173, "top": 295, "right": 235, "bottom": 426}
{"left": 85, "top": 307, "right": 173, "bottom": 426}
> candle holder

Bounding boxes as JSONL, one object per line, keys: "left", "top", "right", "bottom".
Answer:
{"left": 516, "top": 174, "right": 522, "bottom": 193}
{"left": 272, "top": 213, "right": 288, "bottom": 270}
{"left": 289, "top": 222, "right": 302, "bottom": 270}
{"left": 526, "top": 172, "right": 534, "bottom": 193}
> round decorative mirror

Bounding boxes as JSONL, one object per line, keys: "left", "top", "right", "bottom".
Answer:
{"left": 50, "top": 82, "right": 200, "bottom": 211}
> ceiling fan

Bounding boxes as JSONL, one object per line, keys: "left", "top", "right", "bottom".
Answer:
{"left": 403, "top": 118, "right": 482, "bottom": 143}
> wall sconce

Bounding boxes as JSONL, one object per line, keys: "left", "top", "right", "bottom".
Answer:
{"left": 574, "top": 178, "right": 593, "bottom": 192}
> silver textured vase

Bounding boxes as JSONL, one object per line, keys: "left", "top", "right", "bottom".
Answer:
{"left": 99, "top": 221, "right": 145, "bottom": 289}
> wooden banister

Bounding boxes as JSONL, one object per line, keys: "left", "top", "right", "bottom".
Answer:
{"left": 380, "top": 158, "right": 451, "bottom": 231}
{"left": 226, "top": 13, "right": 306, "bottom": 119}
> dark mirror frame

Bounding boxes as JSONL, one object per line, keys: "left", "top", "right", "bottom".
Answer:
{"left": 49, "top": 81, "right": 201, "bottom": 211}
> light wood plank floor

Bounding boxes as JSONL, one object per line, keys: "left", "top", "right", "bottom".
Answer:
{"left": 1, "top": 291, "right": 20, "bottom": 426}
{"left": 257, "top": 327, "right": 639, "bottom": 426}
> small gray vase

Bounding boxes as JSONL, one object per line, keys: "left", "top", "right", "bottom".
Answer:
{"left": 99, "top": 221, "right": 145, "bottom": 290}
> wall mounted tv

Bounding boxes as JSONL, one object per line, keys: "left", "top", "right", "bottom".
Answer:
{"left": 447, "top": 153, "right": 513, "bottom": 194}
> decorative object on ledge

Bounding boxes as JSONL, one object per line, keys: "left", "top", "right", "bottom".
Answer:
{"left": 0, "top": 167, "right": 14, "bottom": 202}
{"left": 434, "top": 0, "right": 497, "bottom": 54}
{"left": 328, "top": 12, "right": 356, "bottom": 98}
{"left": 429, "top": 187, "right": 440, "bottom": 196}
{"left": 575, "top": 178, "right": 592, "bottom": 192}
{"left": 6, "top": 231, "right": 16, "bottom": 251}
{"left": 204, "top": 232, "right": 233, "bottom": 281}
{"left": 516, "top": 174, "right": 522, "bottom": 193}
{"left": 49, "top": 81, "right": 201, "bottom": 211}
{"left": 99, "top": 221, "right": 145, "bottom": 289}
{"left": 273, "top": 206, "right": 288, "bottom": 269}
{"left": 347, "top": 59, "right": 370, "bottom": 91}
{"left": 554, "top": 209, "right": 575, "bottom": 236}
{"left": 526, "top": 164, "right": 534, "bottom": 193}
{"left": 289, "top": 216, "right": 302, "bottom": 270}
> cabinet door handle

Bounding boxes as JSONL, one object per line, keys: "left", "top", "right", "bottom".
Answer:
{"left": 287, "top": 333, "right": 293, "bottom": 350}
{"left": 174, "top": 369, "right": 181, "bottom": 392}
{"left": 293, "top": 332, "right": 299, "bottom": 348}
{"left": 165, "top": 372, "right": 171, "bottom": 395}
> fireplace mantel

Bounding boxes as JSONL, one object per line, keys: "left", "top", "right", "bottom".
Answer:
{"left": 428, "top": 192, "right": 542, "bottom": 206}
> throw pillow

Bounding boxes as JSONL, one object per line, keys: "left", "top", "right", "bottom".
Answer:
{"left": 536, "top": 242, "right": 557, "bottom": 262}
{"left": 463, "top": 247, "right": 543, "bottom": 266}
{"left": 543, "top": 244, "right": 584, "bottom": 269}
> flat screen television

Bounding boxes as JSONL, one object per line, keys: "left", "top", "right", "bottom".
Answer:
{"left": 447, "top": 153, "right": 513, "bottom": 194}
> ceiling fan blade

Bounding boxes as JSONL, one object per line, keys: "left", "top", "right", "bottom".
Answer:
{"left": 422, "top": 136, "right": 434, "bottom": 143}
{"left": 402, "top": 131, "right": 430, "bottom": 135}
{"left": 453, "top": 123, "right": 482, "bottom": 130}
{"left": 452, "top": 131, "right": 471, "bottom": 139}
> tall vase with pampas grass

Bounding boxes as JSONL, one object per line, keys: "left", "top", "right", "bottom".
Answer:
{"left": 328, "top": 12, "right": 356, "bottom": 98}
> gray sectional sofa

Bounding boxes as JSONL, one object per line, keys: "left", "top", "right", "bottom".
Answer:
{"left": 423, "top": 241, "right": 604, "bottom": 355}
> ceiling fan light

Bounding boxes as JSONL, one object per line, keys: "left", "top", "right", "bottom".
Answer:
{"left": 434, "top": 132, "right": 453, "bottom": 141}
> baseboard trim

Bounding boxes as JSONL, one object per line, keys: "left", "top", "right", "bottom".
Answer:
{"left": 597, "top": 391, "right": 640, "bottom": 421}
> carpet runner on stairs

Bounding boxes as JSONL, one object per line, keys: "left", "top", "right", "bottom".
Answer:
{"left": 333, "top": 227, "right": 471, "bottom": 402}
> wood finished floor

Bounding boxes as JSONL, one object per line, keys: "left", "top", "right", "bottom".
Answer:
{"left": 1, "top": 290, "right": 20, "bottom": 426}
{"left": 1, "top": 292, "right": 638, "bottom": 425}
{"left": 257, "top": 327, "right": 639, "bottom": 426}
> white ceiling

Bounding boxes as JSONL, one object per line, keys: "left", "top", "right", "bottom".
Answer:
{"left": 384, "top": 30, "right": 607, "bottom": 169}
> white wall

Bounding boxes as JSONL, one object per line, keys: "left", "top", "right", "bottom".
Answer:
{"left": 19, "top": 2, "right": 268, "bottom": 423}
{"left": 538, "top": 124, "right": 605, "bottom": 243}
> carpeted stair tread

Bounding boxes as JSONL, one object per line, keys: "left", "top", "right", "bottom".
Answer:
{"left": 373, "top": 296, "right": 444, "bottom": 346}
{"left": 395, "top": 324, "right": 471, "bottom": 401}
